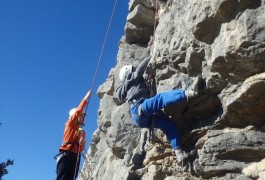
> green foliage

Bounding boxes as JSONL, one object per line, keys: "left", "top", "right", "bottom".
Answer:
{"left": 0, "top": 159, "right": 14, "bottom": 179}
{"left": 0, "top": 124, "right": 14, "bottom": 179}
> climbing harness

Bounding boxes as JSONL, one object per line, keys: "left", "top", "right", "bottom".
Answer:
{"left": 54, "top": 141, "right": 78, "bottom": 161}
{"left": 54, "top": 126, "right": 85, "bottom": 179}
{"left": 145, "top": 75, "right": 155, "bottom": 95}
{"left": 144, "top": 75, "right": 156, "bottom": 142}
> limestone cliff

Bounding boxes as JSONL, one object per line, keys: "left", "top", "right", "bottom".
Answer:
{"left": 80, "top": 0, "right": 265, "bottom": 179}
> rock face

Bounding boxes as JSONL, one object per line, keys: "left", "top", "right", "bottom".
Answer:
{"left": 80, "top": 0, "right": 265, "bottom": 179}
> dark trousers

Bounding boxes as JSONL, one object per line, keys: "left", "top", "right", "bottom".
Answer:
{"left": 56, "top": 152, "right": 80, "bottom": 180}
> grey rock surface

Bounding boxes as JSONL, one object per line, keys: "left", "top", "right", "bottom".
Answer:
{"left": 80, "top": 0, "right": 265, "bottom": 179}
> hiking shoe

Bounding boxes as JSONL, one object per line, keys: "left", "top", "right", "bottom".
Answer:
{"left": 185, "top": 75, "right": 201, "bottom": 99}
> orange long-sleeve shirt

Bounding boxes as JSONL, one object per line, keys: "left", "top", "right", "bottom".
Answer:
{"left": 59, "top": 99, "right": 87, "bottom": 153}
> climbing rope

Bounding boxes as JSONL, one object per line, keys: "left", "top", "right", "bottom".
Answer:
{"left": 90, "top": 0, "right": 119, "bottom": 92}
{"left": 84, "top": 0, "right": 118, "bottom": 114}
{"left": 150, "top": 0, "right": 159, "bottom": 53}
{"left": 73, "top": 0, "right": 119, "bottom": 179}
{"left": 81, "top": 153, "right": 92, "bottom": 174}
{"left": 81, "top": 149, "right": 94, "bottom": 179}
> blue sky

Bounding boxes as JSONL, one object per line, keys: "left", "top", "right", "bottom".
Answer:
{"left": 0, "top": 0, "right": 128, "bottom": 179}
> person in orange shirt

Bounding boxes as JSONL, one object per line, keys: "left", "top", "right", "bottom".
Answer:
{"left": 56, "top": 90, "right": 92, "bottom": 180}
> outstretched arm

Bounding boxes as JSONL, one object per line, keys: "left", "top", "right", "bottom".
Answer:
{"left": 83, "top": 90, "right": 92, "bottom": 102}
{"left": 133, "top": 56, "right": 151, "bottom": 80}
{"left": 67, "top": 90, "right": 92, "bottom": 126}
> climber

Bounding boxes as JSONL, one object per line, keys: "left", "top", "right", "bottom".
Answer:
{"left": 55, "top": 89, "right": 92, "bottom": 180}
{"left": 116, "top": 55, "right": 201, "bottom": 164}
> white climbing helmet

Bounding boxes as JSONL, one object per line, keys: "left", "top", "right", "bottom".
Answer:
{"left": 69, "top": 108, "right": 77, "bottom": 117}
{"left": 69, "top": 108, "right": 85, "bottom": 117}
{"left": 119, "top": 65, "right": 133, "bottom": 82}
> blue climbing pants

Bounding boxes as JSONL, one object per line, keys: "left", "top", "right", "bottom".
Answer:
{"left": 130, "top": 90, "right": 186, "bottom": 150}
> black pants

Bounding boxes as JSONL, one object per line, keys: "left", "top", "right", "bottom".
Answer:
{"left": 56, "top": 152, "right": 80, "bottom": 180}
